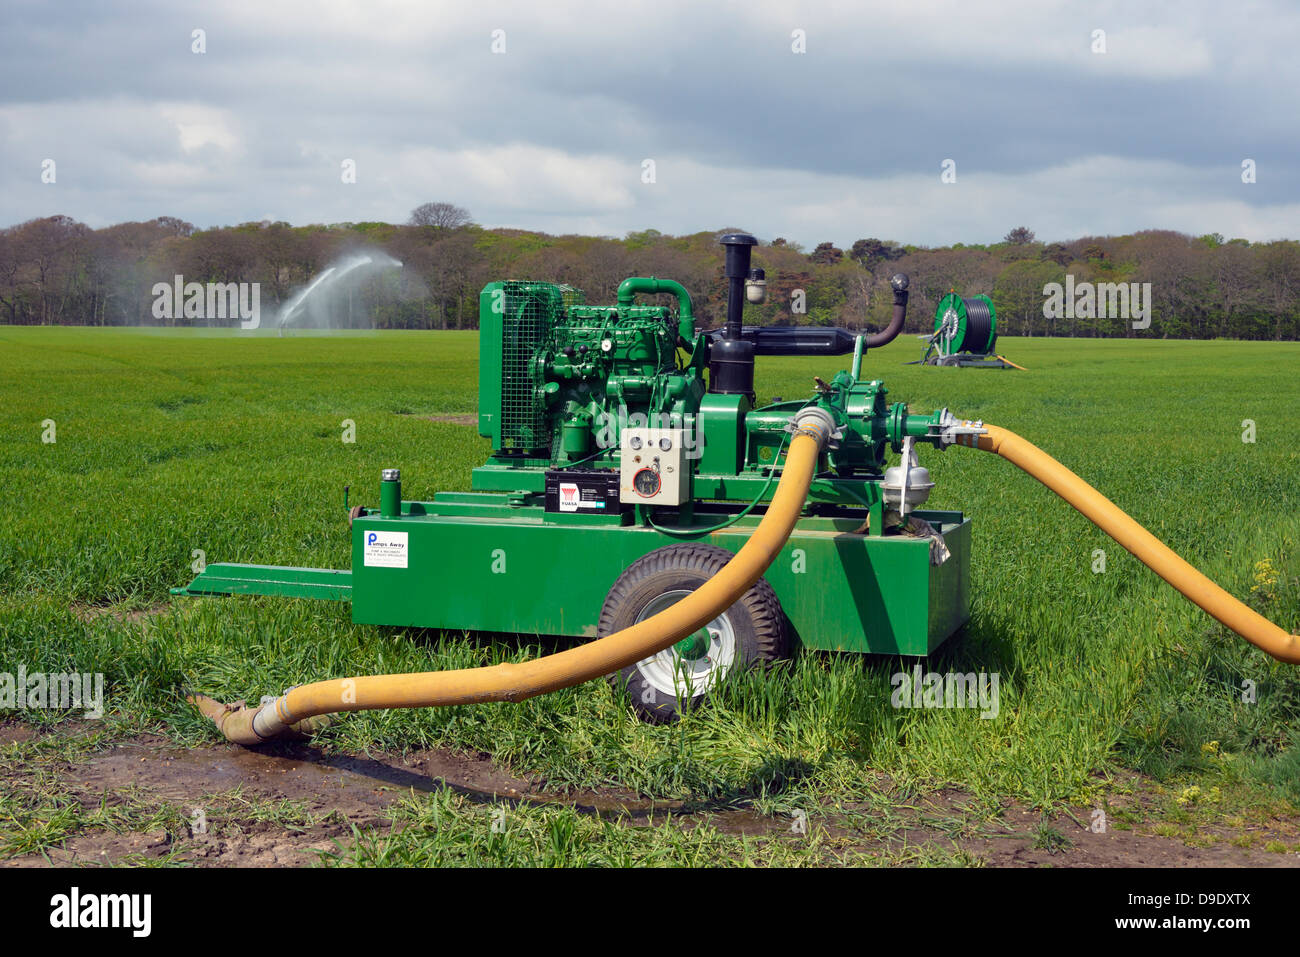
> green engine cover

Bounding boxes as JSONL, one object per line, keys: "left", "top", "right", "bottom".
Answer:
{"left": 476, "top": 279, "right": 707, "bottom": 481}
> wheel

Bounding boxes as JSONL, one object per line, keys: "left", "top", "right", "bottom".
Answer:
{"left": 598, "top": 544, "right": 790, "bottom": 723}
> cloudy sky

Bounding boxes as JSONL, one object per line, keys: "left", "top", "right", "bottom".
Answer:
{"left": 2, "top": 0, "right": 1297, "bottom": 246}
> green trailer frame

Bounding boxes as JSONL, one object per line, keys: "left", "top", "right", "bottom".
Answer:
{"left": 175, "top": 496, "right": 972, "bottom": 657}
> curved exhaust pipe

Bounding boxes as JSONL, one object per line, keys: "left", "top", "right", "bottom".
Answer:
{"left": 861, "top": 273, "right": 910, "bottom": 349}
{"left": 705, "top": 273, "right": 912, "bottom": 359}
{"left": 190, "top": 410, "right": 834, "bottom": 744}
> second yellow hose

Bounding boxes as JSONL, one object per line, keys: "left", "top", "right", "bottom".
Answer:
{"left": 959, "top": 424, "right": 1300, "bottom": 664}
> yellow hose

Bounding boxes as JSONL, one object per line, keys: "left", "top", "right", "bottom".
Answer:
{"left": 994, "top": 355, "right": 1029, "bottom": 371}
{"left": 959, "top": 423, "right": 1300, "bottom": 664}
{"left": 191, "top": 420, "right": 831, "bottom": 744}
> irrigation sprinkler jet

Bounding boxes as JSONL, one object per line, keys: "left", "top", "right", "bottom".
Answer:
{"left": 275, "top": 253, "right": 404, "bottom": 335}
{"left": 277, "top": 266, "right": 338, "bottom": 336}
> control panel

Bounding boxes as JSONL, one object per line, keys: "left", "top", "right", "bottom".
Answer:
{"left": 620, "top": 428, "right": 689, "bottom": 506}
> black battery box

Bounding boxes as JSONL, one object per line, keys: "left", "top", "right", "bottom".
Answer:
{"left": 544, "top": 468, "right": 621, "bottom": 514}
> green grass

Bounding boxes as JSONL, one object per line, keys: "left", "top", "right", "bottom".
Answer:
{"left": 1, "top": 327, "right": 1298, "bottom": 862}
{"left": 316, "top": 790, "right": 879, "bottom": 867}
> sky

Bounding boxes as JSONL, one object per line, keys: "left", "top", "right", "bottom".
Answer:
{"left": 1, "top": 0, "right": 1298, "bottom": 247}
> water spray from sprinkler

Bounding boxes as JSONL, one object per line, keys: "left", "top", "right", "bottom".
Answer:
{"left": 276, "top": 252, "right": 402, "bottom": 335}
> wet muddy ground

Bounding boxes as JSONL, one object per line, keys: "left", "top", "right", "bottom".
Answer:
{"left": 3, "top": 724, "right": 1297, "bottom": 867}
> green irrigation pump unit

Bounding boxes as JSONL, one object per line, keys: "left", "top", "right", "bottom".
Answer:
{"left": 177, "top": 234, "right": 984, "bottom": 721}
{"left": 913, "top": 292, "right": 1023, "bottom": 368}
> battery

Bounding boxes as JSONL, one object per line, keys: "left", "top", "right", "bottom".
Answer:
{"left": 544, "top": 468, "right": 621, "bottom": 514}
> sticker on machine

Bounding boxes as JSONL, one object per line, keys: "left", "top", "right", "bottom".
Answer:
{"left": 363, "top": 530, "right": 408, "bottom": 568}
{"left": 558, "top": 482, "right": 580, "bottom": 512}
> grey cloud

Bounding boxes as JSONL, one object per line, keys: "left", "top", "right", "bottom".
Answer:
{"left": 1, "top": 0, "right": 1297, "bottom": 245}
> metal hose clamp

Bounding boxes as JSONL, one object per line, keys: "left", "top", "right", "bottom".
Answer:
{"left": 790, "top": 407, "right": 837, "bottom": 450}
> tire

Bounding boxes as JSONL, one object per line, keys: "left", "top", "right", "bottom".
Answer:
{"left": 598, "top": 544, "right": 790, "bottom": 723}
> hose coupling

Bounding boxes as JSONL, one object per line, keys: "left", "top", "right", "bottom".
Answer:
{"left": 790, "top": 407, "right": 837, "bottom": 450}
{"left": 250, "top": 696, "right": 292, "bottom": 740}
{"left": 932, "top": 408, "right": 987, "bottom": 447}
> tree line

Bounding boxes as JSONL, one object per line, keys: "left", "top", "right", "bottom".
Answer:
{"left": 1, "top": 210, "right": 1297, "bottom": 340}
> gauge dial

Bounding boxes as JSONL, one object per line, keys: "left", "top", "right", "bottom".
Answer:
{"left": 632, "top": 467, "right": 660, "bottom": 497}
{"left": 628, "top": 435, "right": 643, "bottom": 450}
{"left": 658, "top": 436, "right": 672, "bottom": 451}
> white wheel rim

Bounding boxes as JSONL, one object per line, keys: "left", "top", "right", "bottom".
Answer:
{"left": 632, "top": 589, "right": 737, "bottom": 700}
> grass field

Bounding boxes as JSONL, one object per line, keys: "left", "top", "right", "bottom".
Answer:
{"left": 1, "top": 326, "right": 1299, "bottom": 866}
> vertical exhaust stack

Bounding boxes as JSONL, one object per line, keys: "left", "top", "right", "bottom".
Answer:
{"left": 709, "top": 233, "right": 759, "bottom": 398}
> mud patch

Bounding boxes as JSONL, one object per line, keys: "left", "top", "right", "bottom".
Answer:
{"left": 0, "top": 722, "right": 38, "bottom": 745}
{"left": 4, "top": 731, "right": 1298, "bottom": 867}
{"left": 72, "top": 602, "right": 170, "bottom": 625}
{"left": 963, "top": 803, "right": 1299, "bottom": 868}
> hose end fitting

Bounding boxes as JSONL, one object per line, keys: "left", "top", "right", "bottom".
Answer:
{"left": 188, "top": 691, "right": 330, "bottom": 746}
{"left": 791, "top": 407, "right": 836, "bottom": 450}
